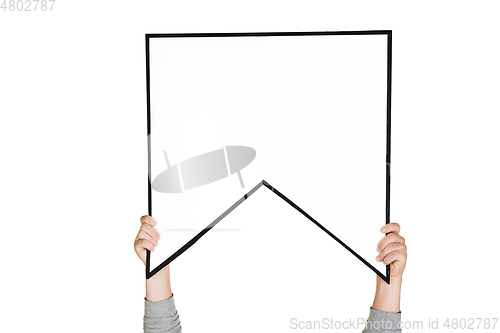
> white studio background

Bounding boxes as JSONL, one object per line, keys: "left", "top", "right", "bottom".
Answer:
{"left": 0, "top": 1, "right": 498, "bottom": 333}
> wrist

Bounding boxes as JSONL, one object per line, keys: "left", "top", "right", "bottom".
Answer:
{"left": 146, "top": 265, "right": 173, "bottom": 302}
{"left": 372, "top": 274, "right": 402, "bottom": 313}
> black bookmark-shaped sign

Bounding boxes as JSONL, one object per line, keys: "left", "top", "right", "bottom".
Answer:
{"left": 146, "top": 31, "right": 392, "bottom": 283}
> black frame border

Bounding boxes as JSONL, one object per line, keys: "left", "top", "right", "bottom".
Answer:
{"left": 145, "top": 30, "right": 392, "bottom": 283}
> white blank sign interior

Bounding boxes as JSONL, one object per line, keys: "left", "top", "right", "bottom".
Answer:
{"left": 146, "top": 31, "right": 391, "bottom": 282}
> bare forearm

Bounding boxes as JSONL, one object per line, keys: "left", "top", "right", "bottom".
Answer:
{"left": 146, "top": 265, "right": 173, "bottom": 302}
{"left": 372, "top": 275, "right": 402, "bottom": 313}
{"left": 144, "top": 266, "right": 182, "bottom": 333}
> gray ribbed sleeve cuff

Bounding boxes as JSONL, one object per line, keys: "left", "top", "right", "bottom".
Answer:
{"left": 144, "top": 294, "right": 182, "bottom": 333}
{"left": 362, "top": 308, "right": 401, "bottom": 333}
